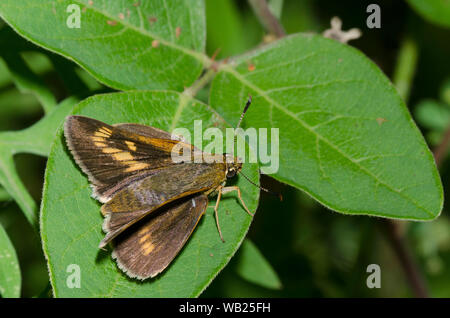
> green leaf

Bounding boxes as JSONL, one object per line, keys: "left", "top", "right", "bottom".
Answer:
{"left": 0, "top": 26, "right": 58, "bottom": 113}
{"left": 49, "top": 54, "right": 90, "bottom": 96}
{"left": 440, "top": 78, "right": 450, "bottom": 105}
{"left": 406, "top": 0, "right": 450, "bottom": 28}
{"left": 415, "top": 99, "right": 450, "bottom": 132}
{"left": 0, "top": 89, "right": 41, "bottom": 122}
{"left": 0, "top": 0, "right": 208, "bottom": 91}
{"left": 0, "top": 51, "right": 56, "bottom": 113}
{"left": 0, "top": 223, "right": 21, "bottom": 298}
{"left": 205, "top": 0, "right": 246, "bottom": 58}
{"left": 210, "top": 34, "right": 443, "bottom": 220}
{"left": 235, "top": 239, "right": 281, "bottom": 290}
{"left": 41, "top": 91, "right": 260, "bottom": 297}
{"left": 0, "top": 97, "right": 78, "bottom": 229}
{"left": 0, "top": 186, "right": 11, "bottom": 201}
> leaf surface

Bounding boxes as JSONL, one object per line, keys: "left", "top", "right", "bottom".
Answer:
{"left": 210, "top": 34, "right": 442, "bottom": 220}
{"left": 0, "top": 0, "right": 208, "bottom": 90}
{"left": 0, "top": 223, "right": 21, "bottom": 298}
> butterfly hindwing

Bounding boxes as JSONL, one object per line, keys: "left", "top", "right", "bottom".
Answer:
{"left": 112, "top": 193, "right": 209, "bottom": 279}
{"left": 99, "top": 161, "right": 226, "bottom": 247}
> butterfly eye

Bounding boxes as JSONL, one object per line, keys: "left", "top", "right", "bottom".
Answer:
{"left": 226, "top": 168, "right": 236, "bottom": 179}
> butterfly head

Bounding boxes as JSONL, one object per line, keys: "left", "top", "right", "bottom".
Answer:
{"left": 224, "top": 153, "right": 242, "bottom": 179}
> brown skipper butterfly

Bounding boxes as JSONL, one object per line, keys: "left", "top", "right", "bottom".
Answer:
{"left": 63, "top": 97, "right": 264, "bottom": 280}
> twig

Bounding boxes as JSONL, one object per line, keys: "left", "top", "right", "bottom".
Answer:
{"left": 384, "top": 34, "right": 430, "bottom": 297}
{"left": 248, "top": 0, "right": 286, "bottom": 38}
{"left": 381, "top": 220, "right": 429, "bottom": 297}
{"left": 433, "top": 125, "right": 450, "bottom": 167}
{"left": 182, "top": 68, "right": 217, "bottom": 98}
{"left": 323, "top": 17, "right": 362, "bottom": 44}
{"left": 392, "top": 36, "right": 418, "bottom": 104}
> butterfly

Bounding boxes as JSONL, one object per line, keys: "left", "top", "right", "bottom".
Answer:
{"left": 63, "top": 97, "right": 257, "bottom": 280}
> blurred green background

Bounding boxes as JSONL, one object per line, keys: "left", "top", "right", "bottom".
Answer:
{"left": 1, "top": 0, "right": 450, "bottom": 297}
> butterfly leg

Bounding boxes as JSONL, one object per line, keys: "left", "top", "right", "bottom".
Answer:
{"left": 221, "top": 186, "right": 254, "bottom": 217}
{"left": 213, "top": 186, "right": 225, "bottom": 242}
{"left": 213, "top": 186, "right": 254, "bottom": 243}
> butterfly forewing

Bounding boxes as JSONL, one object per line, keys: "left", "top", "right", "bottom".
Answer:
{"left": 64, "top": 116, "right": 194, "bottom": 202}
{"left": 63, "top": 115, "right": 234, "bottom": 280}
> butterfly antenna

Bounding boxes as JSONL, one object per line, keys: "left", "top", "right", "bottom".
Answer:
{"left": 233, "top": 95, "right": 252, "bottom": 158}
{"left": 240, "top": 171, "right": 283, "bottom": 201}
{"left": 236, "top": 95, "right": 252, "bottom": 130}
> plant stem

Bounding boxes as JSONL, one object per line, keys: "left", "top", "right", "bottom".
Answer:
{"left": 392, "top": 36, "right": 418, "bottom": 104}
{"left": 433, "top": 125, "right": 450, "bottom": 167}
{"left": 248, "top": 0, "right": 286, "bottom": 37}
{"left": 183, "top": 68, "right": 217, "bottom": 98}
{"left": 381, "top": 220, "right": 429, "bottom": 297}
{"left": 386, "top": 34, "right": 429, "bottom": 297}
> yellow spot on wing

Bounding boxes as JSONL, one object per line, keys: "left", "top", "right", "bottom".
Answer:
{"left": 100, "top": 127, "right": 112, "bottom": 134}
{"left": 95, "top": 127, "right": 112, "bottom": 138}
{"left": 124, "top": 162, "right": 149, "bottom": 172}
{"left": 125, "top": 141, "right": 137, "bottom": 151}
{"left": 113, "top": 152, "right": 134, "bottom": 161}
{"left": 139, "top": 225, "right": 151, "bottom": 236}
{"left": 102, "top": 147, "right": 121, "bottom": 154}
{"left": 94, "top": 132, "right": 108, "bottom": 138}
{"left": 142, "top": 242, "right": 155, "bottom": 255}
{"left": 139, "top": 233, "right": 150, "bottom": 243}
{"left": 91, "top": 136, "right": 105, "bottom": 142}
{"left": 95, "top": 142, "right": 107, "bottom": 147}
